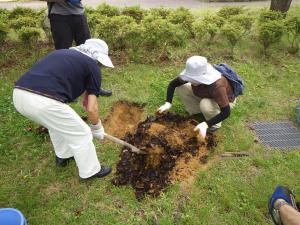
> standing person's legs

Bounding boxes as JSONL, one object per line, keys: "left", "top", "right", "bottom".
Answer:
{"left": 49, "top": 14, "right": 74, "bottom": 49}
{"left": 71, "top": 14, "right": 113, "bottom": 97}
{"left": 175, "top": 83, "right": 202, "bottom": 115}
{"left": 13, "top": 89, "right": 101, "bottom": 178}
{"left": 72, "top": 14, "right": 91, "bottom": 46}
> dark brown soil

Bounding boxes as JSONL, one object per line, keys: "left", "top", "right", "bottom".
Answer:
{"left": 30, "top": 100, "right": 218, "bottom": 199}
{"left": 112, "top": 113, "right": 217, "bottom": 200}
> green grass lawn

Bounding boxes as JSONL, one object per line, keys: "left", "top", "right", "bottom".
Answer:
{"left": 1, "top": 10, "right": 300, "bottom": 225}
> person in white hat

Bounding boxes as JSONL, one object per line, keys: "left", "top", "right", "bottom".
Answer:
{"left": 13, "top": 39, "right": 114, "bottom": 179}
{"left": 157, "top": 56, "right": 236, "bottom": 139}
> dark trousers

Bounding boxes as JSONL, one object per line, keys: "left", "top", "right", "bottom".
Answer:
{"left": 49, "top": 14, "right": 91, "bottom": 50}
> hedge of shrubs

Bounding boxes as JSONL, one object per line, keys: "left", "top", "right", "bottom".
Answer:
{"left": 0, "top": 4, "right": 299, "bottom": 58}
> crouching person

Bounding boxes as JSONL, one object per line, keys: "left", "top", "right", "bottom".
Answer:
{"left": 157, "top": 56, "right": 243, "bottom": 139}
{"left": 13, "top": 39, "right": 113, "bottom": 179}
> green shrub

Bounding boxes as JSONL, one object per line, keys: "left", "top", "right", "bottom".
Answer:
{"left": 95, "top": 15, "right": 136, "bottom": 50}
{"left": 258, "top": 20, "right": 285, "bottom": 55}
{"left": 113, "top": 20, "right": 144, "bottom": 51}
{"left": 84, "top": 6, "right": 96, "bottom": 15}
{"left": 39, "top": 9, "right": 52, "bottom": 43}
{"left": 192, "top": 20, "right": 207, "bottom": 43}
{"left": 0, "top": 8, "right": 9, "bottom": 22}
{"left": 36, "top": 7, "right": 47, "bottom": 18}
{"left": 192, "top": 18, "right": 220, "bottom": 44}
{"left": 95, "top": 3, "right": 120, "bottom": 17}
{"left": 122, "top": 6, "right": 145, "bottom": 23}
{"left": 95, "top": 16, "right": 116, "bottom": 45}
{"left": 143, "top": 18, "right": 187, "bottom": 49}
{"left": 258, "top": 9, "right": 285, "bottom": 23}
{"left": 148, "top": 7, "right": 172, "bottom": 19}
{"left": 119, "top": 22, "right": 144, "bottom": 61}
{"left": 203, "top": 14, "right": 224, "bottom": 28}
{"left": 8, "top": 7, "right": 38, "bottom": 20}
{"left": 0, "top": 22, "right": 9, "bottom": 43}
{"left": 18, "top": 27, "right": 42, "bottom": 45}
{"left": 10, "top": 16, "right": 38, "bottom": 31}
{"left": 206, "top": 22, "right": 220, "bottom": 42}
{"left": 192, "top": 14, "right": 224, "bottom": 43}
{"left": 167, "top": 7, "right": 194, "bottom": 36}
{"left": 229, "top": 14, "right": 253, "bottom": 32}
{"left": 220, "top": 22, "right": 243, "bottom": 55}
{"left": 285, "top": 15, "right": 300, "bottom": 53}
{"left": 217, "top": 6, "right": 244, "bottom": 18}
{"left": 87, "top": 13, "right": 107, "bottom": 36}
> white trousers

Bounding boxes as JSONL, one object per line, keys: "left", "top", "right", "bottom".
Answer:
{"left": 13, "top": 88, "right": 101, "bottom": 178}
{"left": 175, "top": 83, "right": 236, "bottom": 129}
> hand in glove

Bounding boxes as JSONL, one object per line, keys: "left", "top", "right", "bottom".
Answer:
{"left": 157, "top": 102, "right": 172, "bottom": 114}
{"left": 194, "top": 122, "right": 208, "bottom": 139}
{"left": 90, "top": 120, "right": 105, "bottom": 140}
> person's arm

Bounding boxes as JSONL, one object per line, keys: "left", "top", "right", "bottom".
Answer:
{"left": 166, "top": 77, "right": 188, "bottom": 103}
{"left": 86, "top": 94, "right": 99, "bottom": 125}
{"left": 207, "top": 83, "right": 231, "bottom": 127}
{"left": 206, "top": 105, "right": 230, "bottom": 127}
{"left": 87, "top": 94, "right": 105, "bottom": 140}
{"left": 157, "top": 77, "right": 187, "bottom": 114}
{"left": 194, "top": 84, "right": 231, "bottom": 139}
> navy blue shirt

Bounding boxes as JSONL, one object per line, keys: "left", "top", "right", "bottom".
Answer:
{"left": 15, "top": 49, "right": 101, "bottom": 103}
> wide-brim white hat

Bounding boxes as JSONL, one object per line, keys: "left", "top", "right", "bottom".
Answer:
{"left": 179, "top": 56, "right": 221, "bottom": 85}
{"left": 71, "top": 39, "right": 114, "bottom": 68}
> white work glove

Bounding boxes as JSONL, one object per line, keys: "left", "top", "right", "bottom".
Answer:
{"left": 157, "top": 102, "right": 172, "bottom": 114}
{"left": 90, "top": 120, "right": 105, "bottom": 140}
{"left": 194, "top": 122, "right": 208, "bottom": 139}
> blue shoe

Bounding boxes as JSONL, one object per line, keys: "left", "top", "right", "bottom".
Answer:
{"left": 268, "top": 186, "right": 298, "bottom": 225}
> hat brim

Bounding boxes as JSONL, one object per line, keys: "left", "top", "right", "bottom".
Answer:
{"left": 180, "top": 63, "right": 221, "bottom": 85}
{"left": 97, "top": 54, "right": 114, "bottom": 68}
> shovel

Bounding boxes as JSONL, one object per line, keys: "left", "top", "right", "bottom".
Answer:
{"left": 102, "top": 133, "right": 146, "bottom": 154}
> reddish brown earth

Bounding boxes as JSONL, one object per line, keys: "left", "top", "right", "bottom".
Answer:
{"left": 103, "top": 100, "right": 145, "bottom": 138}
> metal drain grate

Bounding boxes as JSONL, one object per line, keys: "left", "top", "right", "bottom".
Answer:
{"left": 249, "top": 121, "right": 300, "bottom": 150}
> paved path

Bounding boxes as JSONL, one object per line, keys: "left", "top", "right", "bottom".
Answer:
{"left": 0, "top": 0, "right": 299, "bottom": 10}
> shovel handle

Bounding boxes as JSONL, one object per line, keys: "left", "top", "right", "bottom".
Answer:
{"left": 103, "top": 134, "right": 146, "bottom": 154}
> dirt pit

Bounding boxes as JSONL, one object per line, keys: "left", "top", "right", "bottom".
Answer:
{"left": 112, "top": 113, "right": 217, "bottom": 200}
{"left": 103, "top": 100, "right": 144, "bottom": 138}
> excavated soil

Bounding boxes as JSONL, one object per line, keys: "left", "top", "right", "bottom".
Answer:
{"left": 112, "top": 113, "right": 217, "bottom": 200}
{"left": 31, "top": 100, "right": 218, "bottom": 199}
{"left": 103, "top": 100, "right": 145, "bottom": 138}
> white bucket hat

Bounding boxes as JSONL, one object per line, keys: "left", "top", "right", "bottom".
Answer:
{"left": 179, "top": 56, "right": 221, "bottom": 85}
{"left": 71, "top": 39, "right": 114, "bottom": 68}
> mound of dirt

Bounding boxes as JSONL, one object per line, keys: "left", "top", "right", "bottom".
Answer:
{"left": 103, "top": 100, "right": 144, "bottom": 138}
{"left": 112, "top": 113, "right": 217, "bottom": 200}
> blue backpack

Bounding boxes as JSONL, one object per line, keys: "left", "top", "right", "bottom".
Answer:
{"left": 213, "top": 63, "right": 245, "bottom": 97}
